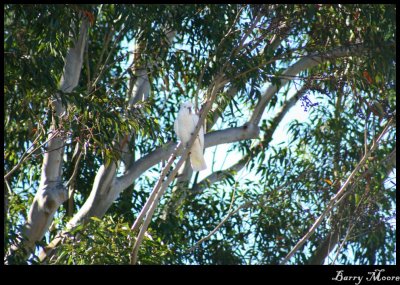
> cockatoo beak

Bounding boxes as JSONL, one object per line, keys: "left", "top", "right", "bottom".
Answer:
{"left": 188, "top": 107, "right": 192, "bottom": 114}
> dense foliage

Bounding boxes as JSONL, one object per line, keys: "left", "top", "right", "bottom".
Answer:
{"left": 4, "top": 4, "right": 396, "bottom": 265}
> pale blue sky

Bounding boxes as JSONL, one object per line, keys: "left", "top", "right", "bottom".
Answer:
{"left": 117, "top": 22, "right": 396, "bottom": 264}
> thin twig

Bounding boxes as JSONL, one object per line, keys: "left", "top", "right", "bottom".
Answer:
{"left": 330, "top": 153, "right": 386, "bottom": 265}
{"left": 130, "top": 75, "right": 226, "bottom": 264}
{"left": 130, "top": 143, "right": 187, "bottom": 264}
{"left": 66, "top": 144, "right": 84, "bottom": 216}
{"left": 130, "top": 142, "right": 184, "bottom": 233}
{"left": 4, "top": 129, "right": 57, "bottom": 180}
{"left": 92, "top": 21, "right": 128, "bottom": 89}
{"left": 5, "top": 178, "right": 13, "bottom": 195}
{"left": 66, "top": 146, "right": 83, "bottom": 187}
{"left": 93, "top": 26, "right": 114, "bottom": 80}
{"left": 192, "top": 88, "right": 302, "bottom": 195}
{"left": 186, "top": 187, "right": 242, "bottom": 253}
{"left": 187, "top": 165, "right": 313, "bottom": 253}
{"left": 331, "top": 223, "right": 354, "bottom": 265}
{"left": 280, "top": 117, "right": 394, "bottom": 264}
{"left": 194, "top": 6, "right": 243, "bottom": 110}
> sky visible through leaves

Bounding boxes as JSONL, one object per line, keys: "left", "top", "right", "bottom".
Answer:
{"left": 117, "top": 30, "right": 397, "bottom": 264}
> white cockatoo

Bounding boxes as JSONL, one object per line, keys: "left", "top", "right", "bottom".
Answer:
{"left": 174, "top": 101, "right": 207, "bottom": 171}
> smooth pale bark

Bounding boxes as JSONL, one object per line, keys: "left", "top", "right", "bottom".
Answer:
{"left": 38, "top": 21, "right": 392, "bottom": 262}
{"left": 6, "top": 20, "right": 89, "bottom": 264}
{"left": 65, "top": 42, "right": 375, "bottom": 231}
{"left": 130, "top": 74, "right": 229, "bottom": 264}
{"left": 250, "top": 43, "right": 367, "bottom": 125}
{"left": 67, "top": 123, "right": 260, "bottom": 227}
{"left": 160, "top": 158, "right": 192, "bottom": 220}
{"left": 192, "top": 87, "right": 303, "bottom": 195}
{"left": 37, "top": 16, "right": 303, "bottom": 257}
{"left": 66, "top": 29, "right": 176, "bottom": 228}
{"left": 163, "top": 23, "right": 290, "bottom": 217}
{"left": 38, "top": 29, "right": 178, "bottom": 261}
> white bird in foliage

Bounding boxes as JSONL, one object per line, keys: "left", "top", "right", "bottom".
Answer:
{"left": 174, "top": 101, "right": 207, "bottom": 171}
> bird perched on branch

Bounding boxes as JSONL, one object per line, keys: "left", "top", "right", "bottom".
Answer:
{"left": 174, "top": 101, "right": 207, "bottom": 171}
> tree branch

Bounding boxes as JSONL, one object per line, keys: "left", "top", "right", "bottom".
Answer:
{"left": 192, "top": 86, "right": 304, "bottom": 195}
{"left": 250, "top": 42, "right": 369, "bottom": 125}
{"left": 186, "top": 189, "right": 242, "bottom": 253}
{"left": 5, "top": 18, "right": 89, "bottom": 264}
{"left": 165, "top": 22, "right": 289, "bottom": 214}
{"left": 4, "top": 126, "right": 47, "bottom": 180}
{"left": 66, "top": 143, "right": 83, "bottom": 216}
{"left": 186, "top": 165, "right": 313, "bottom": 254}
{"left": 163, "top": 86, "right": 304, "bottom": 231}
{"left": 280, "top": 116, "right": 395, "bottom": 264}
{"left": 309, "top": 145, "right": 397, "bottom": 265}
{"left": 130, "top": 75, "right": 228, "bottom": 264}
{"left": 38, "top": 27, "right": 180, "bottom": 262}
{"left": 114, "top": 124, "right": 260, "bottom": 195}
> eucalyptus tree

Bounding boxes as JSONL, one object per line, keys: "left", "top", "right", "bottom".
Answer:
{"left": 4, "top": 4, "right": 396, "bottom": 265}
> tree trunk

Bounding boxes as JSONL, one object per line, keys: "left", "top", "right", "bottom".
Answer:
{"left": 5, "top": 19, "right": 89, "bottom": 264}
